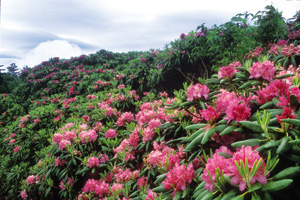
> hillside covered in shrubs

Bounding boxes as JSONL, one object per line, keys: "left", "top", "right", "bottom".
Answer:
{"left": 1, "top": 5, "right": 300, "bottom": 200}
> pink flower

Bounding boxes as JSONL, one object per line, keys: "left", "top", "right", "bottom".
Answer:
{"left": 276, "top": 106, "right": 297, "bottom": 123}
{"left": 202, "top": 106, "right": 220, "bottom": 124}
{"left": 145, "top": 189, "right": 158, "bottom": 200}
{"left": 142, "top": 127, "right": 156, "bottom": 143}
{"left": 21, "top": 190, "right": 28, "bottom": 199}
{"left": 218, "top": 65, "right": 237, "bottom": 80}
{"left": 9, "top": 139, "right": 16, "bottom": 144}
{"left": 58, "top": 139, "right": 71, "bottom": 151}
{"left": 105, "top": 129, "right": 118, "bottom": 139}
{"left": 227, "top": 146, "right": 267, "bottom": 191}
{"left": 110, "top": 183, "right": 124, "bottom": 195}
{"left": 52, "top": 133, "right": 63, "bottom": 144}
{"left": 79, "top": 129, "right": 98, "bottom": 143}
{"left": 249, "top": 61, "right": 276, "bottom": 81}
{"left": 163, "top": 163, "right": 196, "bottom": 197}
{"left": 13, "top": 146, "right": 20, "bottom": 152}
{"left": 137, "top": 176, "right": 147, "bottom": 190}
{"left": 99, "top": 154, "right": 109, "bottom": 164}
{"left": 225, "top": 99, "right": 251, "bottom": 122}
{"left": 26, "top": 175, "right": 39, "bottom": 184}
{"left": 186, "top": 83, "right": 209, "bottom": 101}
{"left": 55, "top": 157, "right": 66, "bottom": 167}
{"left": 216, "top": 91, "right": 237, "bottom": 113}
{"left": 34, "top": 118, "right": 41, "bottom": 124}
{"left": 83, "top": 115, "right": 90, "bottom": 122}
{"left": 64, "top": 130, "right": 77, "bottom": 141}
{"left": 116, "top": 112, "right": 135, "bottom": 126}
{"left": 201, "top": 152, "right": 230, "bottom": 191}
{"left": 87, "top": 157, "right": 100, "bottom": 168}
{"left": 59, "top": 177, "right": 74, "bottom": 191}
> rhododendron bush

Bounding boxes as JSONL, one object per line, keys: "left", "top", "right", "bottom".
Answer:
{"left": 1, "top": 5, "right": 300, "bottom": 200}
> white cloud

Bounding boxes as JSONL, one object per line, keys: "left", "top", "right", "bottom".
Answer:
{"left": 17, "top": 40, "right": 82, "bottom": 68}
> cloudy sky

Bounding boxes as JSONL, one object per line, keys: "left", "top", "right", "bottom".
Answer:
{"left": 1, "top": 0, "right": 299, "bottom": 69}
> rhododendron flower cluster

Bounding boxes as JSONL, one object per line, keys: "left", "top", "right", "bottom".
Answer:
{"left": 59, "top": 177, "right": 74, "bottom": 191}
{"left": 87, "top": 156, "right": 100, "bottom": 168}
{"left": 202, "top": 146, "right": 267, "bottom": 192}
{"left": 112, "top": 166, "right": 139, "bottom": 183}
{"left": 249, "top": 61, "right": 276, "bottom": 81}
{"left": 218, "top": 62, "right": 240, "bottom": 80}
{"left": 81, "top": 179, "right": 110, "bottom": 198}
{"left": 105, "top": 129, "right": 118, "bottom": 139}
{"left": 163, "top": 163, "right": 196, "bottom": 197}
{"left": 256, "top": 79, "right": 291, "bottom": 105}
{"left": 146, "top": 142, "right": 183, "bottom": 170}
{"left": 276, "top": 106, "right": 297, "bottom": 123}
{"left": 21, "top": 190, "right": 28, "bottom": 200}
{"left": 98, "top": 102, "right": 115, "bottom": 116}
{"left": 202, "top": 106, "right": 220, "bottom": 124}
{"left": 116, "top": 112, "right": 134, "bottom": 126}
{"left": 79, "top": 129, "right": 98, "bottom": 143}
{"left": 225, "top": 99, "right": 251, "bottom": 122}
{"left": 26, "top": 175, "right": 39, "bottom": 184}
{"left": 186, "top": 83, "right": 209, "bottom": 101}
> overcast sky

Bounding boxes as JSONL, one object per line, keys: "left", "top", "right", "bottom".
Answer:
{"left": 1, "top": 0, "right": 299, "bottom": 69}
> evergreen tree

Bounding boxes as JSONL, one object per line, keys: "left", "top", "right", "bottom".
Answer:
{"left": 7, "top": 63, "right": 19, "bottom": 77}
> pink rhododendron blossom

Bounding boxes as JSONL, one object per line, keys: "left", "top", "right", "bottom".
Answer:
{"left": 21, "top": 190, "right": 28, "bottom": 200}
{"left": 137, "top": 176, "right": 147, "bottom": 190}
{"left": 116, "top": 112, "right": 134, "bottom": 126}
{"left": 79, "top": 129, "right": 98, "bottom": 143}
{"left": 202, "top": 153, "right": 229, "bottom": 191}
{"left": 58, "top": 139, "right": 71, "bottom": 150}
{"left": 64, "top": 130, "right": 77, "bottom": 141}
{"left": 276, "top": 106, "right": 297, "bottom": 123}
{"left": 110, "top": 183, "right": 124, "bottom": 195}
{"left": 202, "top": 106, "right": 220, "bottom": 124}
{"left": 13, "top": 146, "right": 20, "bottom": 152}
{"left": 59, "top": 177, "right": 74, "bottom": 191}
{"left": 99, "top": 154, "right": 109, "bottom": 164}
{"left": 225, "top": 99, "right": 251, "bottom": 122}
{"left": 55, "top": 157, "right": 66, "bottom": 167}
{"left": 34, "top": 118, "right": 41, "bottom": 124}
{"left": 218, "top": 65, "right": 237, "bottom": 80}
{"left": 105, "top": 129, "right": 118, "bottom": 139}
{"left": 227, "top": 146, "right": 267, "bottom": 191}
{"left": 256, "top": 79, "right": 290, "bottom": 105}
{"left": 145, "top": 189, "right": 158, "bottom": 200}
{"left": 163, "top": 163, "right": 196, "bottom": 197}
{"left": 249, "top": 61, "right": 276, "bottom": 81}
{"left": 186, "top": 83, "right": 209, "bottom": 101}
{"left": 9, "top": 139, "right": 16, "bottom": 144}
{"left": 83, "top": 115, "right": 90, "bottom": 122}
{"left": 87, "top": 157, "right": 100, "bottom": 168}
{"left": 26, "top": 175, "right": 39, "bottom": 184}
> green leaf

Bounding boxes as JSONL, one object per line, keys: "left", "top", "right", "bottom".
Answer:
{"left": 261, "top": 179, "right": 293, "bottom": 192}
{"left": 239, "top": 81, "right": 254, "bottom": 89}
{"left": 274, "top": 73, "right": 295, "bottom": 79}
{"left": 239, "top": 121, "right": 263, "bottom": 132}
{"left": 220, "top": 189, "right": 237, "bottom": 200}
{"left": 219, "top": 125, "right": 236, "bottom": 136}
{"left": 231, "top": 139, "right": 261, "bottom": 148}
{"left": 276, "top": 137, "right": 291, "bottom": 154}
{"left": 248, "top": 183, "right": 263, "bottom": 192}
{"left": 273, "top": 166, "right": 300, "bottom": 180}
{"left": 201, "top": 128, "right": 215, "bottom": 144}
{"left": 280, "top": 118, "right": 300, "bottom": 127}
{"left": 186, "top": 123, "right": 206, "bottom": 130}
{"left": 259, "top": 101, "right": 274, "bottom": 109}
{"left": 152, "top": 186, "right": 168, "bottom": 193}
